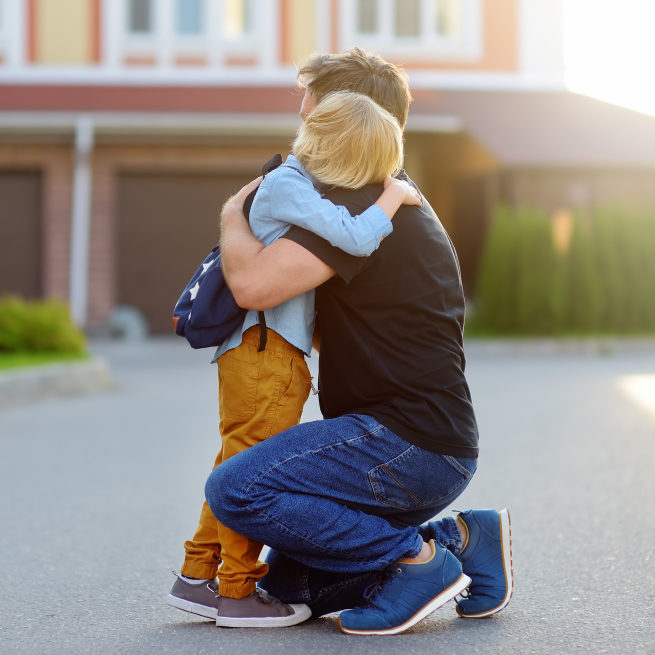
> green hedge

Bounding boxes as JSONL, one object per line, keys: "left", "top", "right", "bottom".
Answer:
{"left": 470, "top": 206, "right": 655, "bottom": 335}
{"left": 0, "top": 296, "right": 87, "bottom": 354}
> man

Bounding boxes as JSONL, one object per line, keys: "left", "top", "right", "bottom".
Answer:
{"left": 205, "top": 49, "right": 513, "bottom": 635}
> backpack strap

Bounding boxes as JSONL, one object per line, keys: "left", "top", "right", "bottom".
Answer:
{"left": 254, "top": 163, "right": 308, "bottom": 351}
{"left": 248, "top": 157, "right": 308, "bottom": 352}
{"left": 257, "top": 310, "right": 267, "bottom": 352}
{"left": 249, "top": 154, "right": 285, "bottom": 352}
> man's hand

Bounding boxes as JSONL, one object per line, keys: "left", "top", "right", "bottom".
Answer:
{"left": 219, "top": 178, "right": 336, "bottom": 311}
{"left": 220, "top": 176, "right": 263, "bottom": 228}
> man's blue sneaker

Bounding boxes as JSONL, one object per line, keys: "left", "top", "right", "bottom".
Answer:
{"left": 338, "top": 540, "right": 471, "bottom": 635}
{"left": 456, "top": 508, "right": 513, "bottom": 618}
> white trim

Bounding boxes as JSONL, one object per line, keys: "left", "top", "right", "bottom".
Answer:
{"left": 102, "top": 0, "right": 122, "bottom": 71}
{"left": 407, "top": 71, "right": 569, "bottom": 91}
{"left": 206, "top": 0, "right": 223, "bottom": 66}
{"left": 121, "top": 0, "right": 161, "bottom": 59}
{"left": 0, "top": 111, "right": 302, "bottom": 134}
{"left": 0, "top": 67, "right": 298, "bottom": 84}
{"left": 158, "top": 0, "right": 174, "bottom": 67}
{"left": 258, "top": 0, "right": 278, "bottom": 69}
{"left": 0, "top": 67, "right": 567, "bottom": 90}
{"left": 69, "top": 117, "right": 95, "bottom": 328}
{"left": 0, "top": 109, "right": 466, "bottom": 134}
{"left": 0, "top": 0, "right": 5, "bottom": 48}
{"left": 4, "top": 0, "right": 25, "bottom": 67}
{"left": 315, "top": 0, "right": 331, "bottom": 55}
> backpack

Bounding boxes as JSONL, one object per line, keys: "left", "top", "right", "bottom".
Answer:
{"left": 172, "top": 154, "right": 282, "bottom": 350}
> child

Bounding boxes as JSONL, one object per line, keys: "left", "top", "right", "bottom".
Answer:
{"left": 168, "top": 91, "right": 422, "bottom": 628}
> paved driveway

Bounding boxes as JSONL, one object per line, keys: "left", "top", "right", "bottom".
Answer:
{"left": 1, "top": 338, "right": 653, "bottom": 654}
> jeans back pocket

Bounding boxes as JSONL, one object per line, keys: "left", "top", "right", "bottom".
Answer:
{"left": 368, "top": 446, "right": 474, "bottom": 510}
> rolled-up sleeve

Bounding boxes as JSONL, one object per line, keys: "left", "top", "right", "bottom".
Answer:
{"left": 269, "top": 171, "right": 392, "bottom": 256}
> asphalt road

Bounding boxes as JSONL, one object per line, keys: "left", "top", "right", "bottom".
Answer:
{"left": 0, "top": 338, "right": 653, "bottom": 654}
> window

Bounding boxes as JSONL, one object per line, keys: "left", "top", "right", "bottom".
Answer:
{"left": 176, "top": 0, "right": 204, "bottom": 35}
{"left": 127, "top": 0, "right": 153, "bottom": 34}
{"left": 114, "top": 0, "right": 268, "bottom": 69}
{"left": 358, "top": 0, "right": 377, "bottom": 34}
{"left": 224, "top": 0, "right": 253, "bottom": 38}
{"left": 394, "top": 0, "right": 419, "bottom": 37}
{"left": 434, "top": 0, "right": 461, "bottom": 37}
{"left": 347, "top": 0, "right": 481, "bottom": 59}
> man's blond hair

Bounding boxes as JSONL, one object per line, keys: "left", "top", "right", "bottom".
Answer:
{"left": 297, "top": 48, "right": 411, "bottom": 129}
{"left": 292, "top": 91, "right": 403, "bottom": 190}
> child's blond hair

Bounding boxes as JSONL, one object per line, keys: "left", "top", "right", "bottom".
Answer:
{"left": 292, "top": 91, "right": 403, "bottom": 190}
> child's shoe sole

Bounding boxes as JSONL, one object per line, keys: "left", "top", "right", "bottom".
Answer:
{"left": 167, "top": 593, "right": 217, "bottom": 620}
{"left": 215, "top": 603, "right": 311, "bottom": 628}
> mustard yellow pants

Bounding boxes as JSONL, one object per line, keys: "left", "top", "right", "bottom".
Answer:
{"left": 180, "top": 326, "right": 311, "bottom": 598}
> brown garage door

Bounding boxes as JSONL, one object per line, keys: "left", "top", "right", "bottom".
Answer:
{"left": 116, "top": 172, "right": 254, "bottom": 334}
{"left": 0, "top": 171, "right": 42, "bottom": 299}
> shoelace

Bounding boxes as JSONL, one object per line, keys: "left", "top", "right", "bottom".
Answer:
{"left": 255, "top": 589, "right": 288, "bottom": 608}
{"left": 458, "top": 588, "right": 471, "bottom": 600}
{"left": 205, "top": 581, "right": 219, "bottom": 599}
{"left": 361, "top": 568, "right": 402, "bottom": 611}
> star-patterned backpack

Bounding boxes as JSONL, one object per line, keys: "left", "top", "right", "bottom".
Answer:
{"left": 172, "top": 154, "right": 282, "bottom": 350}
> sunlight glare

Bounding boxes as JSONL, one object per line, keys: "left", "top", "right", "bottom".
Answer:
{"left": 617, "top": 375, "right": 655, "bottom": 421}
{"left": 564, "top": 0, "right": 655, "bottom": 116}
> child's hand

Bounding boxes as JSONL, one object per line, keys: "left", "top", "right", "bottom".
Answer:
{"left": 383, "top": 177, "right": 422, "bottom": 207}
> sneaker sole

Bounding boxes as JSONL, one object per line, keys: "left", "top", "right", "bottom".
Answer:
{"left": 456, "top": 507, "right": 514, "bottom": 619}
{"left": 215, "top": 603, "right": 312, "bottom": 628}
{"left": 338, "top": 573, "right": 471, "bottom": 636}
{"left": 167, "top": 594, "right": 217, "bottom": 620}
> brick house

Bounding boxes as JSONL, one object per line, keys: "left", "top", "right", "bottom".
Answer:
{"left": 2, "top": 0, "right": 655, "bottom": 333}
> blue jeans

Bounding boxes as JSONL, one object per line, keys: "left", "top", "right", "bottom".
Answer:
{"left": 205, "top": 413, "right": 476, "bottom": 613}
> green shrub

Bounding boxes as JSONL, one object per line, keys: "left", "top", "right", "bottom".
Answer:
{"left": 471, "top": 205, "right": 655, "bottom": 335}
{"left": 0, "top": 296, "right": 86, "bottom": 354}
{"left": 473, "top": 206, "right": 565, "bottom": 335}
{"left": 473, "top": 206, "right": 519, "bottom": 333}
{"left": 513, "top": 208, "right": 565, "bottom": 334}
{"left": 563, "top": 214, "right": 603, "bottom": 331}
{"left": 593, "top": 207, "right": 655, "bottom": 332}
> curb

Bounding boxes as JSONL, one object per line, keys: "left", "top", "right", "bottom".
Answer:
{"left": 464, "top": 337, "right": 655, "bottom": 357}
{"left": 0, "top": 357, "right": 113, "bottom": 407}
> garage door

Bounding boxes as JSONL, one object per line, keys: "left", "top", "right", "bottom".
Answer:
{"left": 0, "top": 171, "right": 42, "bottom": 299}
{"left": 116, "top": 172, "right": 254, "bottom": 334}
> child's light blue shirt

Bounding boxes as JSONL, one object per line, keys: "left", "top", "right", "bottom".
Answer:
{"left": 213, "top": 155, "right": 392, "bottom": 360}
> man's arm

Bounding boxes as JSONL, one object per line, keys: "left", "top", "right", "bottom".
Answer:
{"left": 220, "top": 178, "right": 336, "bottom": 311}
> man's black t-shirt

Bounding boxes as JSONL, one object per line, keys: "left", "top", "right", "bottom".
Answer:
{"left": 282, "top": 175, "right": 479, "bottom": 457}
